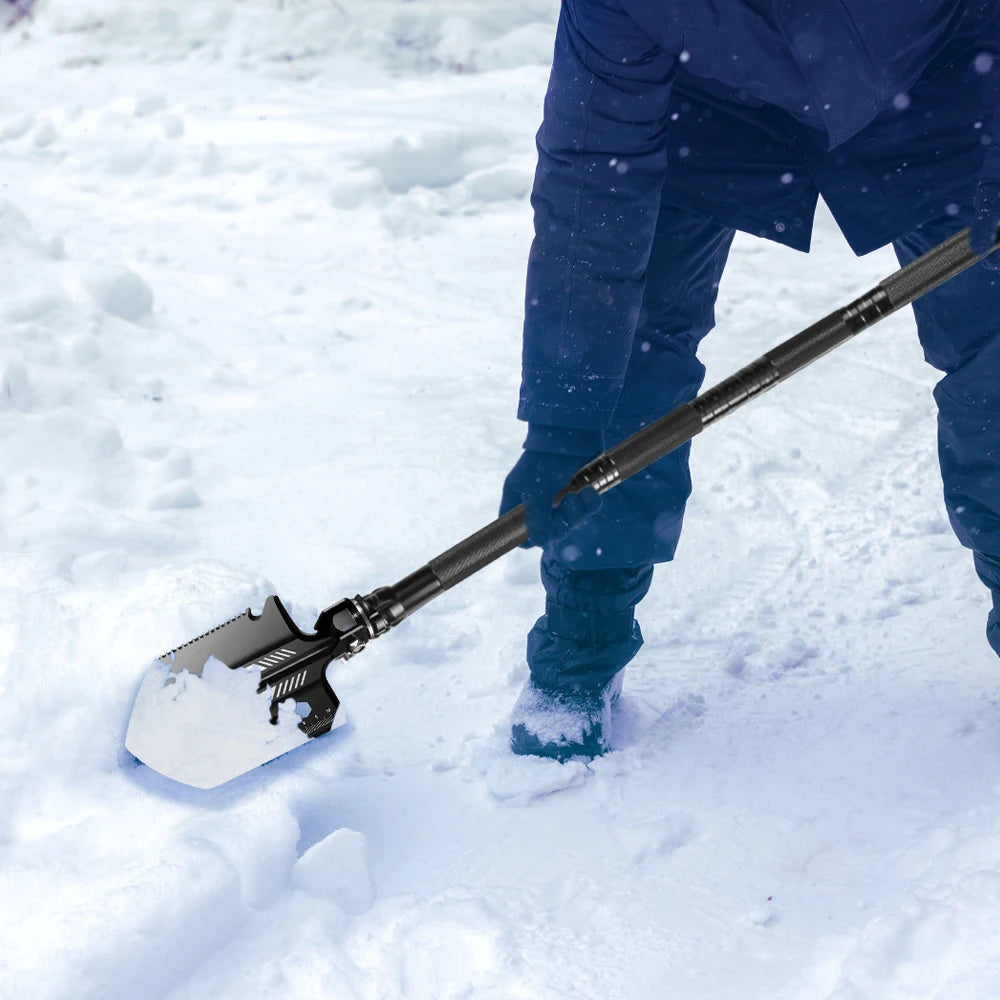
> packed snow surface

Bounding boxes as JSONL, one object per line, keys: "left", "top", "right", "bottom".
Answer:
{"left": 3, "top": 2, "right": 1000, "bottom": 998}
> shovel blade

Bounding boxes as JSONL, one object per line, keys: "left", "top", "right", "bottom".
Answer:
{"left": 125, "top": 596, "right": 345, "bottom": 789}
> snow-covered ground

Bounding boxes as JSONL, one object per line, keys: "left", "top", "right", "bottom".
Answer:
{"left": 3, "top": 2, "right": 1000, "bottom": 997}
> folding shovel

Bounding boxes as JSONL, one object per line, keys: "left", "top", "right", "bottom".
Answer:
{"left": 126, "top": 228, "right": 1000, "bottom": 788}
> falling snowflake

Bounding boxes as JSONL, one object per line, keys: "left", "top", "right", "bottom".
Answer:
{"left": 974, "top": 53, "right": 995, "bottom": 75}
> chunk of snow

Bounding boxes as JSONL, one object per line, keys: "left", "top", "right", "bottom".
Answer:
{"left": 125, "top": 655, "right": 310, "bottom": 789}
{"left": 293, "top": 829, "right": 375, "bottom": 914}
{"left": 85, "top": 265, "right": 155, "bottom": 322}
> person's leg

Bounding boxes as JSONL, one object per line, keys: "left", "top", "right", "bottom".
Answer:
{"left": 531, "top": 204, "right": 736, "bottom": 572}
{"left": 893, "top": 216, "right": 1000, "bottom": 656}
{"left": 513, "top": 207, "right": 735, "bottom": 758}
{"left": 525, "top": 556, "right": 653, "bottom": 692}
{"left": 605, "top": 204, "right": 737, "bottom": 562}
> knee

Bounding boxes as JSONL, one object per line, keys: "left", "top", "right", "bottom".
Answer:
{"left": 613, "top": 340, "right": 706, "bottom": 425}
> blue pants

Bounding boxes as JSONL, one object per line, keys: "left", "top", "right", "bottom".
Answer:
{"left": 896, "top": 222, "right": 1000, "bottom": 657}
{"left": 531, "top": 203, "right": 1000, "bottom": 686}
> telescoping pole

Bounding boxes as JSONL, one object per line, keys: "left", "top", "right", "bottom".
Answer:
{"left": 362, "top": 227, "right": 999, "bottom": 630}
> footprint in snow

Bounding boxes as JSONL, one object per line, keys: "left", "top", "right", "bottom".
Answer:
{"left": 612, "top": 813, "right": 696, "bottom": 864}
{"left": 642, "top": 692, "right": 708, "bottom": 749}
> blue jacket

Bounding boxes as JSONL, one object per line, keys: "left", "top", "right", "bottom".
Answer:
{"left": 518, "top": 0, "right": 1000, "bottom": 430}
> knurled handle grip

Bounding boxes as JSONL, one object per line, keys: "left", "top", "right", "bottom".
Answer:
{"left": 428, "top": 506, "right": 529, "bottom": 590}
{"left": 882, "top": 228, "right": 994, "bottom": 309}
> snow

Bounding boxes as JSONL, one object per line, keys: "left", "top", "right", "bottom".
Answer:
{"left": 293, "top": 828, "right": 376, "bottom": 914}
{"left": 2, "top": 1, "right": 1000, "bottom": 998}
{"left": 125, "top": 654, "right": 312, "bottom": 790}
{"left": 84, "top": 265, "right": 155, "bottom": 323}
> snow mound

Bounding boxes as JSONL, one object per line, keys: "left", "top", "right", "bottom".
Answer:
{"left": 0, "top": 198, "right": 45, "bottom": 250}
{"left": 347, "top": 894, "right": 517, "bottom": 1000}
{"left": 36, "top": 0, "right": 559, "bottom": 76}
{"left": 0, "top": 197, "right": 233, "bottom": 574}
{"left": 0, "top": 199, "right": 72, "bottom": 329}
{"left": 84, "top": 264, "right": 155, "bottom": 322}
{"left": 364, "top": 130, "right": 510, "bottom": 194}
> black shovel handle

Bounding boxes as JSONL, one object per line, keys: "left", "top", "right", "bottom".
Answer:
{"left": 381, "top": 227, "right": 999, "bottom": 621}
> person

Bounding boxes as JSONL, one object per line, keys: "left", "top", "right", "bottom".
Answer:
{"left": 498, "top": 0, "right": 1000, "bottom": 760}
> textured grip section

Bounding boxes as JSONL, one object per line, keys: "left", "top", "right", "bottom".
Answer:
{"left": 600, "top": 404, "right": 705, "bottom": 482}
{"left": 691, "top": 358, "right": 781, "bottom": 425}
{"left": 429, "top": 506, "right": 530, "bottom": 591}
{"left": 881, "top": 228, "right": 980, "bottom": 308}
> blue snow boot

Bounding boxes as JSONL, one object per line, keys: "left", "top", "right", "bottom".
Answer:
{"left": 510, "top": 669, "right": 625, "bottom": 761}
{"left": 510, "top": 557, "right": 652, "bottom": 761}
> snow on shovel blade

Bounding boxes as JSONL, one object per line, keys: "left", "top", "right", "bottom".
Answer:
{"left": 125, "top": 596, "right": 345, "bottom": 789}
